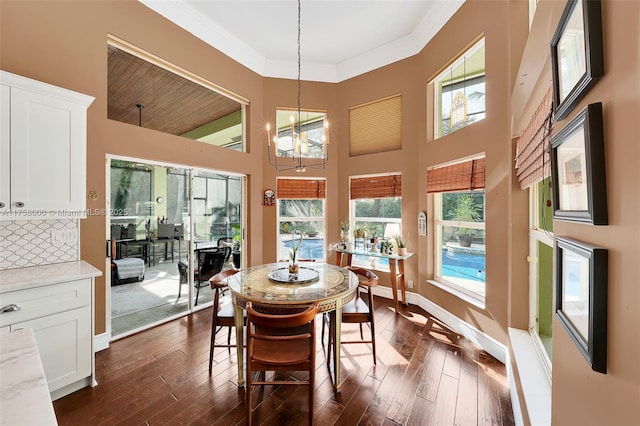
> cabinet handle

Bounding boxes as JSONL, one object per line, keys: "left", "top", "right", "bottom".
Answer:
{"left": 0, "top": 304, "right": 22, "bottom": 313}
{"left": 14, "top": 202, "right": 24, "bottom": 208}
{"left": 0, "top": 202, "right": 4, "bottom": 208}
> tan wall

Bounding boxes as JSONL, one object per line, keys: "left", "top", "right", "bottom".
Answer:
{"left": 335, "top": 0, "right": 518, "bottom": 345}
{"left": 510, "top": 0, "right": 640, "bottom": 424}
{"left": 546, "top": 0, "right": 640, "bottom": 424}
{"left": 2, "top": 0, "right": 639, "bottom": 423}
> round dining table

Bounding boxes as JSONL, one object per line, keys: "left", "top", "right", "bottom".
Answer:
{"left": 228, "top": 262, "right": 359, "bottom": 393}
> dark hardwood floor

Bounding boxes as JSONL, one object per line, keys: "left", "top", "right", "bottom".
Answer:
{"left": 54, "top": 297, "right": 514, "bottom": 425}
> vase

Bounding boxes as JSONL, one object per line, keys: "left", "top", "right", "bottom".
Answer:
{"left": 288, "top": 262, "right": 299, "bottom": 274}
{"left": 397, "top": 247, "right": 407, "bottom": 256}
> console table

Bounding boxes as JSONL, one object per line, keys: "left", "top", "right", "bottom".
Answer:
{"left": 335, "top": 248, "right": 414, "bottom": 312}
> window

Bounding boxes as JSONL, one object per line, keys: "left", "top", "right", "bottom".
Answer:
{"left": 428, "top": 157, "right": 486, "bottom": 301}
{"left": 350, "top": 174, "right": 402, "bottom": 270}
{"left": 277, "top": 178, "right": 326, "bottom": 261}
{"left": 274, "top": 109, "right": 328, "bottom": 159}
{"left": 529, "top": 178, "right": 554, "bottom": 372}
{"left": 107, "top": 35, "right": 247, "bottom": 151}
{"left": 432, "top": 37, "right": 485, "bottom": 139}
{"left": 514, "top": 86, "right": 554, "bottom": 374}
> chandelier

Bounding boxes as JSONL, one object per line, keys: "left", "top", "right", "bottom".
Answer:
{"left": 266, "top": 0, "right": 329, "bottom": 173}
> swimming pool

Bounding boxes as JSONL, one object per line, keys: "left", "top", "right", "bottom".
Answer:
{"left": 442, "top": 248, "right": 485, "bottom": 283}
{"left": 281, "top": 238, "right": 486, "bottom": 284}
{"left": 282, "top": 237, "right": 325, "bottom": 259}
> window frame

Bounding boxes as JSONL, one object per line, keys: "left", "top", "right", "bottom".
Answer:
{"left": 431, "top": 36, "right": 486, "bottom": 140}
{"left": 349, "top": 197, "right": 402, "bottom": 272}
{"left": 276, "top": 177, "right": 327, "bottom": 262}
{"left": 274, "top": 109, "right": 328, "bottom": 160}
{"left": 432, "top": 190, "right": 486, "bottom": 304}
{"left": 527, "top": 179, "right": 554, "bottom": 379}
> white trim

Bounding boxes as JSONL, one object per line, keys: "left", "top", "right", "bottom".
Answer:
{"left": 370, "top": 286, "right": 506, "bottom": 363}
{"left": 507, "top": 355, "right": 525, "bottom": 426}
{"left": 508, "top": 328, "right": 551, "bottom": 426}
{"left": 94, "top": 332, "right": 110, "bottom": 352}
{"left": 0, "top": 70, "right": 94, "bottom": 106}
{"left": 138, "top": 0, "right": 464, "bottom": 83}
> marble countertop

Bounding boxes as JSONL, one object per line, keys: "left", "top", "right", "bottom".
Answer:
{"left": 0, "top": 260, "right": 101, "bottom": 293}
{"left": 0, "top": 328, "right": 58, "bottom": 425}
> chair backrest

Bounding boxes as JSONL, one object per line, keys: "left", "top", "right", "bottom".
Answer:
{"left": 198, "top": 248, "right": 229, "bottom": 282}
{"left": 217, "top": 236, "right": 233, "bottom": 246}
{"left": 209, "top": 268, "right": 239, "bottom": 290}
{"left": 346, "top": 266, "right": 379, "bottom": 288}
{"left": 247, "top": 302, "right": 319, "bottom": 336}
{"left": 217, "top": 237, "right": 234, "bottom": 263}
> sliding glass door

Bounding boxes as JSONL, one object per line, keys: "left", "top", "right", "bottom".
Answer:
{"left": 108, "top": 157, "right": 244, "bottom": 339}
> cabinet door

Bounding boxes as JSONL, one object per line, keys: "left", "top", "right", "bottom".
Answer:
{"left": 10, "top": 87, "right": 86, "bottom": 213}
{"left": 0, "top": 84, "right": 9, "bottom": 215}
{"left": 12, "top": 306, "right": 91, "bottom": 393}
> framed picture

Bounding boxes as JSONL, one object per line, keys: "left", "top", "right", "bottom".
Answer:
{"left": 550, "top": 102, "right": 607, "bottom": 224}
{"left": 550, "top": 0, "right": 604, "bottom": 121}
{"left": 555, "top": 236, "right": 608, "bottom": 373}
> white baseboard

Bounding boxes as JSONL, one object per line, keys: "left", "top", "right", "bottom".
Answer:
{"left": 507, "top": 354, "right": 525, "bottom": 426}
{"left": 371, "top": 286, "right": 507, "bottom": 363}
{"left": 94, "top": 332, "right": 110, "bottom": 352}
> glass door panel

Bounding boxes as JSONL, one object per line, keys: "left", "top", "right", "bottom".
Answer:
{"left": 110, "top": 160, "right": 190, "bottom": 338}
{"left": 190, "top": 170, "right": 243, "bottom": 308}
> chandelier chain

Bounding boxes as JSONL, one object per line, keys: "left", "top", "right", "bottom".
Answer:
{"left": 297, "top": 0, "right": 301, "bottom": 137}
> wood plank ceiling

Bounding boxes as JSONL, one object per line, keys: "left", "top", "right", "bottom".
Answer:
{"left": 107, "top": 45, "right": 241, "bottom": 137}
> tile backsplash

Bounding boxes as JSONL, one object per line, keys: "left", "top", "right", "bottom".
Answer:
{"left": 0, "top": 219, "right": 80, "bottom": 270}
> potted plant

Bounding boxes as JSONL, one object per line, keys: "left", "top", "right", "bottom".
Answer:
{"left": 340, "top": 220, "right": 350, "bottom": 242}
{"left": 454, "top": 194, "right": 481, "bottom": 247}
{"left": 289, "top": 232, "right": 304, "bottom": 274}
{"left": 393, "top": 234, "right": 408, "bottom": 255}
{"left": 353, "top": 227, "right": 368, "bottom": 239}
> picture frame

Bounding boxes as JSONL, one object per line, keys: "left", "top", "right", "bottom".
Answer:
{"left": 555, "top": 236, "right": 608, "bottom": 373}
{"left": 550, "top": 0, "right": 604, "bottom": 121}
{"left": 550, "top": 102, "right": 607, "bottom": 224}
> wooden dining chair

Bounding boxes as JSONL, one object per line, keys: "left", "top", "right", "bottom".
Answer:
{"left": 245, "top": 301, "right": 319, "bottom": 426}
{"left": 324, "top": 266, "right": 379, "bottom": 365}
{"left": 208, "top": 268, "right": 244, "bottom": 374}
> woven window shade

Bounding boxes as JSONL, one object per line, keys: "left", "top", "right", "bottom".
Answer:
{"left": 515, "top": 87, "right": 554, "bottom": 189}
{"left": 426, "top": 158, "right": 485, "bottom": 193}
{"left": 350, "top": 174, "right": 401, "bottom": 199}
{"left": 277, "top": 178, "right": 326, "bottom": 199}
{"left": 349, "top": 95, "right": 402, "bottom": 156}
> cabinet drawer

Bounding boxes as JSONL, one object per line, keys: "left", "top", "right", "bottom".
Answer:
{"left": 0, "top": 279, "right": 91, "bottom": 327}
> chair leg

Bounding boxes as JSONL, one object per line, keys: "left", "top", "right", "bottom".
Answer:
{"left": 209, "top": 313, "right": 219, "bottom": 374}
{"left": 246, "top": 365, "right": 252, "bottom": 425}
{"left": 370, "top": 315, "right": 377, "bottom": 365}
{"left": 177, "top": 282, "right": 182, "bottom": 301}
{"left": 195, "top": 281, "right": 200, "bottom": 306}
{"left": 309, "top": 362, "right": 315, "bottom": 425}
{"left": 359, "top": 323, "right": 364, "bottom": 340}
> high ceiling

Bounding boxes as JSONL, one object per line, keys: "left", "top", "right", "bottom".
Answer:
{"left": 139, "top": 0, "right": 465, "bottom": 83}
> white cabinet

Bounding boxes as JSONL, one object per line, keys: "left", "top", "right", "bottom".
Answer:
{"left": 0, "top": 278, "right": 94, "bottom": 400}
{"left": 0, "top": 70, "right": 94, "bottom": 219}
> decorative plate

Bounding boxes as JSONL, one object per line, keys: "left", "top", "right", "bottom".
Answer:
{"left": 267, "top": 267, "right": 320, "bottom": 284}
